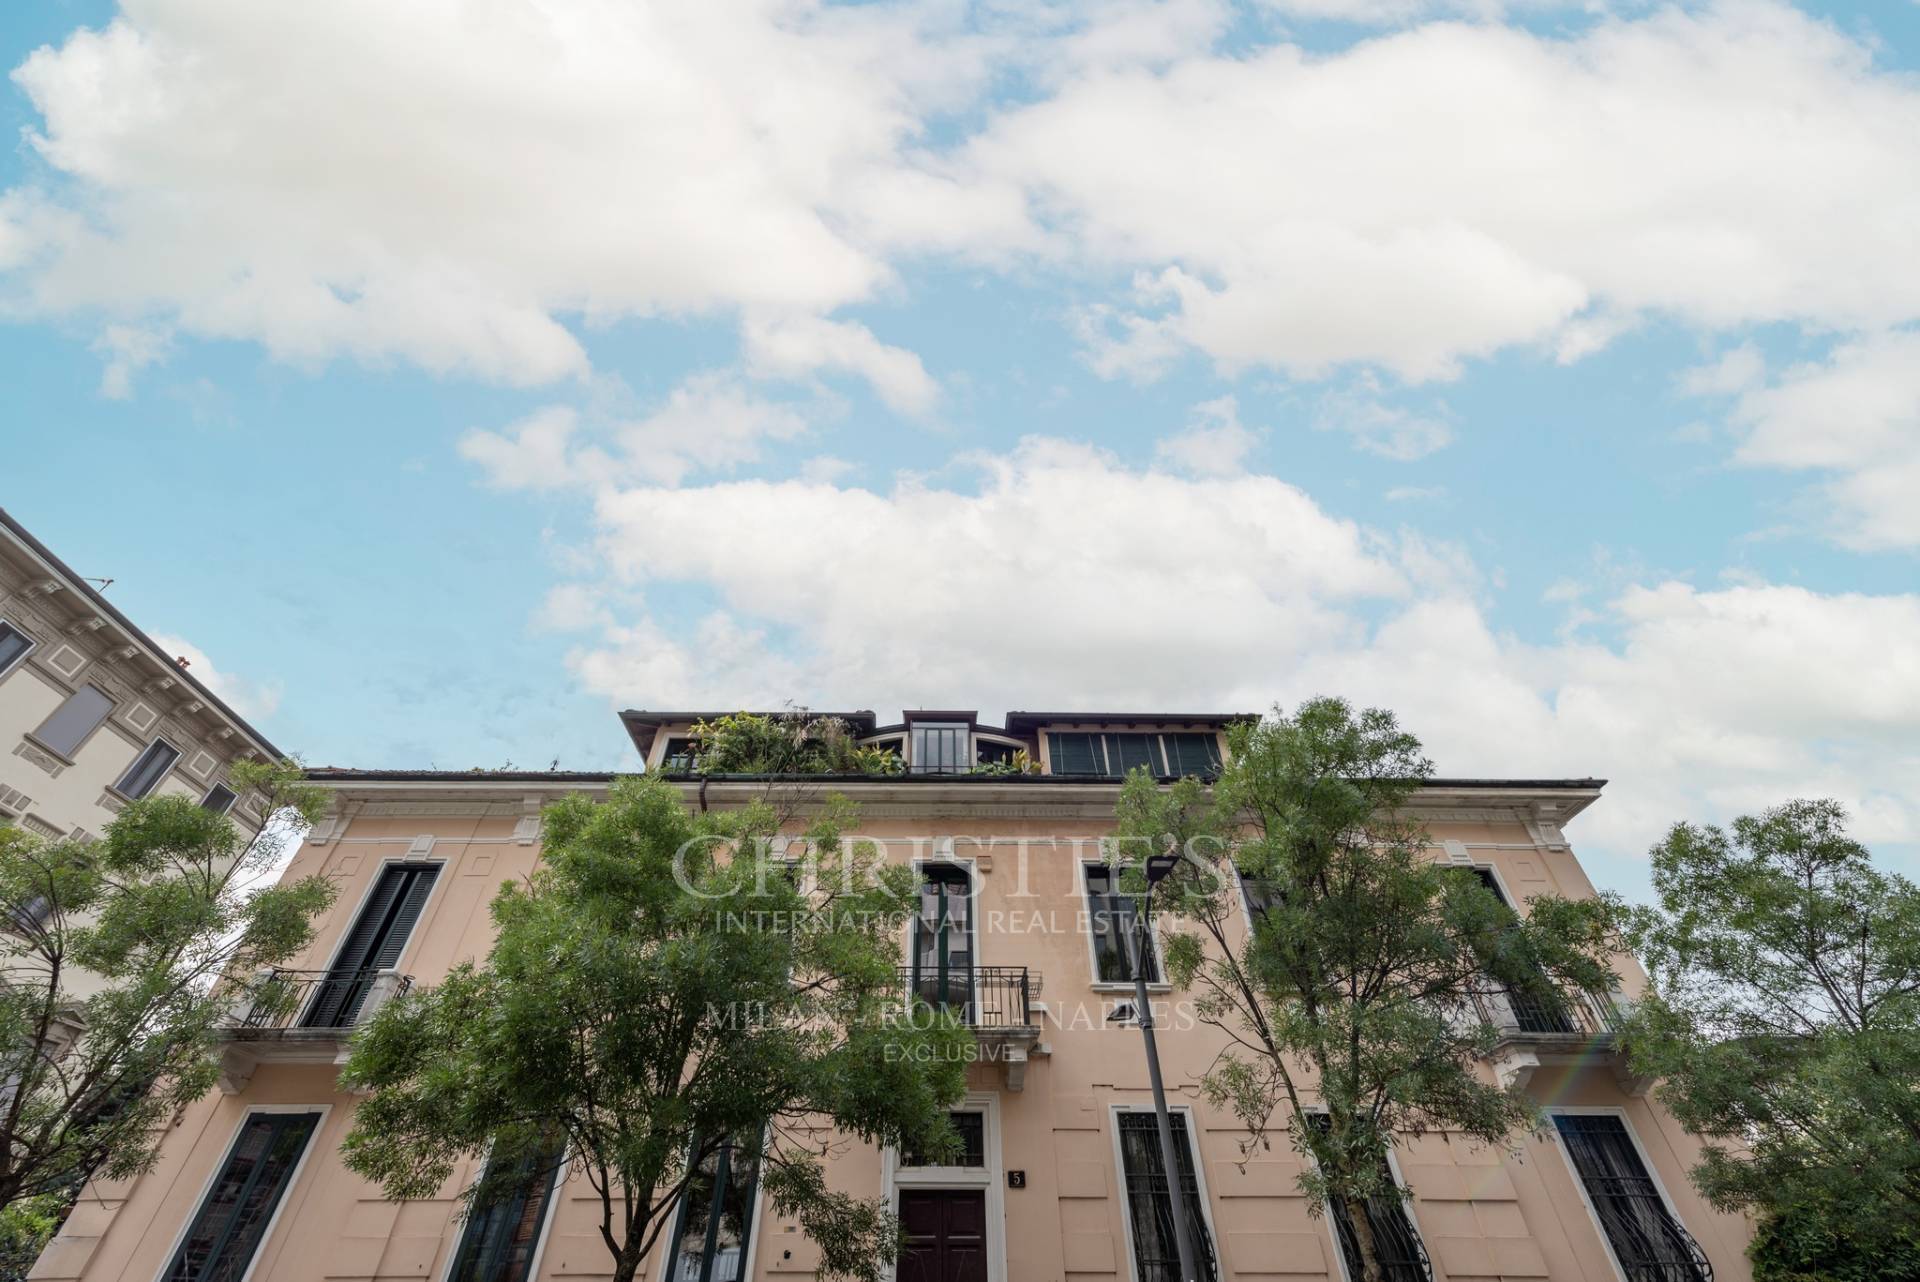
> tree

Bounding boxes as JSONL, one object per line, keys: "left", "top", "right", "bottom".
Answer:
{"left": 1616, "top": 799, "right": 1920, "bottom": 1278}
{"left": 1109, "top": 698, "right": 1615, "bottom": 1282}
{"left": 1, "top": 761, "right": 336, "bottom": 1232}
{"left": 340, "top": 773, "right": 971, "bottom": 1282}
{"left": 686, "top": 711, "right": 903, "bottom": 776}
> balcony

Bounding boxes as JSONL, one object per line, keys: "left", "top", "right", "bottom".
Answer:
{"left": 213, "top": 967, "right": 413, "bottom": 1093}
{"left": 897, "top": 965, "right": 1045, "bottom": 1091}
{"left": 1469, "top": 986, "right": 1647, "bottom": 1095}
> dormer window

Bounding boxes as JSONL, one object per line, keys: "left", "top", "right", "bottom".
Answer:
{"left": 909, "top": 722, "right": 969, "bottom": 774}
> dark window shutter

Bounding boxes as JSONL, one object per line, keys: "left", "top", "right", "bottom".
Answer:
{"left": 304, "top": 863, "right": 438, "bottom": 1027}
{"left": 1048, "top": 733, "right": 1105, "bottom": 775}
{"left": 1103, "top": 734, "right": 1167, "bottom": 776}
{"left": 1165, "top": 733, "right": 1220, "bottom": 777}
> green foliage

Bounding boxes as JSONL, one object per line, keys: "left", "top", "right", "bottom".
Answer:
{"left": 0, "top": 1194, "right": 61, "bottom": 1282}
{"left": 340, "top": 774, "right": 967, "bottom": 1282}
{"left": 1616, "top": 799, "right": 1920, "bottom": 1266}
{"left": 0, "top": 760, "right": 335, "bottom": 1222}
{"left": 688, "top": 712, "right": 904, "bottom": 776}
{"left": 964, "top": 749, "right": 1040, "bottom": 777}
{"left": 1110, "top": 698, "right": 1615, "bottom": 1282}
{"left": 1750, "top": 1191, "right": 1920, "bottom": 1282}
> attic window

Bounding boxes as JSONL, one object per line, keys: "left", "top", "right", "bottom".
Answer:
{"left": 910, "top": 723, "right": 969, "bottom": 774}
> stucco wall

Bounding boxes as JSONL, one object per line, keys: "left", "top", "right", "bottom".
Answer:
{"left": 34, "top": 791, "right": 1753, "bottom": 1282}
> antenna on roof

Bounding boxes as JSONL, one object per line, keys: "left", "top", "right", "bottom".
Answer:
{"left": 83, "top": 577, "right": 114, "bottom": 591}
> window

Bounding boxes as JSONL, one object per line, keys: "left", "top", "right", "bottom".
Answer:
{"left": 1085, "top": 864, "right": 1158, "bottom": 985}
{"left": 1554, "top": 1114, "right": 1709, "bottom": 1282}
{"left": 1115, "top": 1111, "right": 1217, "bottom": 1282}
{"left": 911, "top": 865, "right": 974, "bottom": 1017}
{"left": 667, "top": 1132, "right": 762, "bottom": 1282}
{"left": 661, "top": 737, "right": 700, "bottom": 771}
{"left": 305, "top": 863, "right": 440, "bottom": 1027}
{"left": 901, "top": 1111, "right": 986, "bottom": 1169}
{"left": 1303, "top": 1114, "right": 1429, "bottom": 1282}
{"left": 0, "top": 620, "right": 32, "bottom": 679}
{"left": 163, "top": 1110, "right": 321, "bottom": 1282}
{"left": 1459, "top": 869, "right": 1576, "bottom": 1034}
{"left": 115, "top": 739, "right": 181, "bottom": 799}
{"left": 1047, "top": 732, "right": 1221, "bottom": 778}
{"left": 1237, "top": 868, "right": 1285, "bottom": 919}
{"left": 447, "top": 1137, "right": 565, "bottom": 1282}
{"left": 31, "top": 684, "right": 114, "bottom": 758}
{"left": 201, "top": 784, "right": 239, "bottom": 815}
{"left": 909, "top": 723, "right": 969, "bottom": 774}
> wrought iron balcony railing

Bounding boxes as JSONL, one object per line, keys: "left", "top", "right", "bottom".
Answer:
{"left": 897, "top": 965, "right": 1033, "bottom": 1029}
{"left": 220, "top": 967, "right": 414, "bottom": 1036}
{"left": 1468, "top": 983, "right": 1622, "bottom": 1041}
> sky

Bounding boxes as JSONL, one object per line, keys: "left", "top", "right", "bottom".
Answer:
{"left": 2, "top": 0, "right": 1918, "bottom": 901}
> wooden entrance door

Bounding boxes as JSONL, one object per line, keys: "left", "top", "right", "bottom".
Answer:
{"left": 897, "top": 1189, "right": 987, "bottom": 1282}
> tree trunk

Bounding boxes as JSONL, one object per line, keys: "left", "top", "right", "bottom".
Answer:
{"left": 1343, "top": 1192, "right": 1387, "bottom": 1282}
{"left": 609, "top": 1232, "right": 648, "bottom": 1282}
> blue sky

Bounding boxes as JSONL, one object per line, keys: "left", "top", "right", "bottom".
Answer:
{"left": 3, "top": 0, "right": 1918, "bottom": 898}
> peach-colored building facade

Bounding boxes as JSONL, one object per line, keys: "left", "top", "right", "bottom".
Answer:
{"left": 32, "top": 710, "right": 1752, "bottom": 1282}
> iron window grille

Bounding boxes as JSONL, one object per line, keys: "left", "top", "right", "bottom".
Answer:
{"left": 1304, "top": 1114, "right": 1432, "bottom": 1282}
{"left": 1554, "top": 1115, "right": 1712, "bottom": 1282}
{"left": 901, "top": 1111, "right": 987, "bottom": 1169}
{"left": 1115, "top": 1112, "right": 1218, "bottom": 1282}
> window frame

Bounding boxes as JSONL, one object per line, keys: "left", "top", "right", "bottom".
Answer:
{"left": 907, "top": 861, "right": 977, "bottom": 1018}
{"left": 440, "top": 1135, "right": 568, "bottom": 1282}
{"left": 200, "top": 783, "right": 240, "bottom": 815}
{"left": 1080, "top": 861, "right": 1167, "bottom": 993}
{"left": 150, "top": 1104, "right": 330, "bottom": 1282}
{"left": 883, "top": 1090, "right": 1006, "bottom": 1282}
{"left": 0, "top": 618, "right": 35, "bottom": 681}
{"left": 1546, "top": 1106, "right": 1711, "bottom": 1282}
{"left": 114, "top": 737, "right": 183, "bottom": 801}
{"left": 1107, "top": 1103, "right": 1221, "bottom": 1282}
{"left": 28, "top": 682, "right": 117, "bottom": 762}
{"left": 908, "top": 722, "right": 972, "bottom": 774}
{"left": 657, "top": 1127, "right": 767, "bottom": 1282}
{"left": 1299, "top": 1109, "right": 1429, "bottom": 1282}
{"left": 309, "top": 857, "right": 448, "bottom": 999}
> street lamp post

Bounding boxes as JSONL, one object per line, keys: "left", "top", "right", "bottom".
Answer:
{"left": 1132, "top": 852, "right": 1202, "bottom": 1282}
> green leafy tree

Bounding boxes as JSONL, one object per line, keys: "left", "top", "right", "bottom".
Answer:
{"left": 340, "top": 774, "right": 969, "bottom": 1282}
{"left": 1617, "top": 799, "right": 1920, "bottom": 1278}
{"left": 1, "top": 761, "right": 336, "bottom": 1223}
{"left": 1109, "top": 698, "right": 1615, "bottom": 1282}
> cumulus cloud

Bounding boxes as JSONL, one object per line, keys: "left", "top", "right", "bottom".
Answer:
{"left": 958, "top": 2, "right": 1920, "bottom": 380}
{"left": 152, "top": 634, "right": 282, "bottom": 722}
{"left": 1686, "top": 330, "right": 1920, "bottom": 549}
{"left": 3, "top": 0, "right": 990, "bottom": 385}
{"left": 1314, "top": 380, "right": 1453, "bottom": 460}
{"left": 1154, "top": 396, "right": 1261, "bottom": 477}
{"left": 741, "top": 314, "right": 938, "bottom": 416}
{"left": 460, "top": 374, "right": 809, "bottom": 491}
{"left": 7, "top": 1, "right": 1920, "bottom": 404}
{"left": 537, "top": 437, "right": 1920, "bottom": 886}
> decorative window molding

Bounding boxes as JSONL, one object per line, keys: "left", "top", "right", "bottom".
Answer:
{"left": 186, "top": 749, "right": 218, "bottom": 780}
{"left": 12, "top": 740, "right": 65, "bottom": 780}
{"left": 123, "top": 700, "right": 161, "bottom": 734}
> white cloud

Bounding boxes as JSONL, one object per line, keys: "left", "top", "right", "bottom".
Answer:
{"left": 460, "top": 374, "right": 810, "bottom": 492}
{"left": 956, "top": 2, "right": 1920, "bottom": 380}
{"left": 9, "top": 3, "right": 1920, "bottom": 399}
{"left": 538, "top": 437, "right": 1920, "bottom": 887}
{"left": 1314, "top": 380, "right": 1453, "bottom": 460}
{"left": 1385, "top": 485, "right": 1444, "bottom": 502}
{"left": 742, "top": 314, "right": 938, "bottom": 416}
{"left": 89, "top": 323, "right": 169, "bottom": 399}
{"left": 1154, "top": 396, "right": 1261, "bottom": 477}
{"left": 1690, "top": 330, "right": 1920, "bottom": 549}
{"left": 151, "top": 634, "right": 282, "bottom": 722}
{"left": 3, "top": 0, "right": 989, "bottom": 385}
